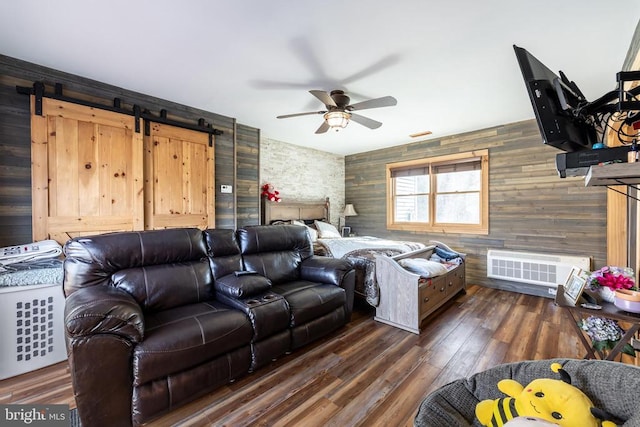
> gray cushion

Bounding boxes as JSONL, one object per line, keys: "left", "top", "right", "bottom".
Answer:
{"left": 414, "top": 358, "right": 640, "bottom": 427}
{"left": 398, "top": 258, "right": 448, "bottom": 277}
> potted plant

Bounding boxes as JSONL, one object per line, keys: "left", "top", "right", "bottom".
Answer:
{"left": 577, "top": 315, "right": 636, "bottom": 359}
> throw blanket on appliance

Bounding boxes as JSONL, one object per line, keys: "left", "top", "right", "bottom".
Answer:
{"left": 316, "top": 236, "right": 426, "bottom": 306}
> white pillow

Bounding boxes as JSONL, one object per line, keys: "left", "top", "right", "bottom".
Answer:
{"left": 397, "top": 258, "right": 448, "bottom": 278}
{"left": 314, "top": 220, "right": 342, "bottom": 239}
{"left": 292, "top": 220, "right": 318, "bottom": 242}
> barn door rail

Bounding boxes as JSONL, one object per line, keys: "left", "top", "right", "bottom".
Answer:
{"left": 142, "top": 108, "right": 222, "bottom": 147}
{"left": 16, "top": 81, "right": 223, "bottom": 144}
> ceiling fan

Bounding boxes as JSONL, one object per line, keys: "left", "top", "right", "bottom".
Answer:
{"left": 276, "top": 90, "right": 397, "bottom": 134}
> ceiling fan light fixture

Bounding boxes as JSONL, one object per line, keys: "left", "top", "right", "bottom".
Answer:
{"left": 324, "top": 111, "right": 351, "bottom": 130}
{"left": 278, "top": 89, "right": 396, "bottom": 134}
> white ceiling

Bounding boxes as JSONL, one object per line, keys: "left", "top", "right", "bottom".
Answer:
{"left": 1, "top": 1, "right": 638, "bottom": 155}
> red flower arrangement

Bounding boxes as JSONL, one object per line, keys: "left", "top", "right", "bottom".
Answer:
{"left": 587, "top": 266, "right": 636, "bottom": 291}
{"left": 261, "top": 183, "right": 281, "bottom": 203}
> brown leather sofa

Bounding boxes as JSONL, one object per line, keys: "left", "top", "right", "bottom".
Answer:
{"left": 63, "top": 225, "right": 355, "bottom": 426}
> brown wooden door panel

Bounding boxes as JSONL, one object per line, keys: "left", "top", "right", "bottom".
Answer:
{"left": 48, "top": 216, "right": 138, "bottom": 244}
{"left": 144, "top": 123, "right": 215, "bottom": 230}
{"left": 31, "top": 96, "right": 144, "bottom": 244}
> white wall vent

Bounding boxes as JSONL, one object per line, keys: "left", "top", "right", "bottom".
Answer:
{"left": 487, "top": 250, "right": 591, "bottom": 288}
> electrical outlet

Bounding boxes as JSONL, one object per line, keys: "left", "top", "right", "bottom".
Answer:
{"left": 220, "top": 185, "right": 233, "bottom": 194}
{"left": 548, "top": 288, "right": 557, "bottom": 296}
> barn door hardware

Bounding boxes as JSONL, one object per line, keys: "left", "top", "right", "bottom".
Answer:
{"left": 17, "top": 82, "right": 139, "bottom": 130}
{"left": 133, "top": 104, "right": 141, "bottom": 133}
{"left": 141, "top": 109, "right": 222, "bottom": 147}
{"left": 16, "top": 82, "right": 224, "bottom": 142}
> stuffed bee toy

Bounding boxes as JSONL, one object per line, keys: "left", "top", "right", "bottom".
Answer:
{"left": 475, "top": 363, "right": 617, "bottom": 427}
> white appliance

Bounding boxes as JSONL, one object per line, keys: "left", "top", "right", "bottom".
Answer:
{"left": 0, "top": 241, "right": 66, "bottom": 380}
{"left": 0, "top": 281, "right": 66, "bottom": 379}
{"left": 487, "top": 249, "right": 591, "bottom": 288}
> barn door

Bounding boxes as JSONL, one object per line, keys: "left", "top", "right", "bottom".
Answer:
{"left": 31, "top": 97, "right": 144, "bottom": 244}
{"left": 144, "top": 122, "right": 215, "bottom": 230}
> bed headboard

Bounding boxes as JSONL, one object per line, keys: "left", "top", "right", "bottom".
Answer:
{"left": 262, "top": 197, "right": 330, "bottom": 225}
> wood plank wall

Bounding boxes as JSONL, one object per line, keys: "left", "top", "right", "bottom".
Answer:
{"left": 0, "top": 54, "right": 260, "bottom": 246}
{"left": 236, "top": 124, "right": 260, "bottom": 228}
{"left": 345, "top": 119, "right": 608, "bottom": 297}
{"left": 0, "top": 76, "right": 31, "bottom": 244}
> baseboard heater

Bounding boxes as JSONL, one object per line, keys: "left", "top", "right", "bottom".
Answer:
{"left": 487, "top": 250, "right": 591, "bottom": 288}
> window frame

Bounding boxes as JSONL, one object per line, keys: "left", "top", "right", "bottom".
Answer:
{"left": 386, "top": 150, "right": 489, "bottom": 235}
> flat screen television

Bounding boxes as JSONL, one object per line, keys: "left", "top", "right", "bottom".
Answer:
{"left": 514, "top": 45, "right": 598, "bottom": 152}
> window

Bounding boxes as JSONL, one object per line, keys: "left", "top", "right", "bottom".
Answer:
{"left": 386, "top": 150, "right": 488, "bottom": 234}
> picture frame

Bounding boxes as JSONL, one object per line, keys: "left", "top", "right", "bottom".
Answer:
{"left": 563, "top": 266, "right": 588, "bottom": 306}
{"left": 341, "top": 226, "right": 351, "bottom": 237}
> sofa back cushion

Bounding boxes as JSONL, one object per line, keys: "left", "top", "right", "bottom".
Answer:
{"left": 63, "top": 228, "right": 211, "bottom": 311}
{"left": 237, "top": 225, "right": 313, "bottom": 284}
{"left": 203, "top": 228, "right": 243, "bottom": 279}
{"left": 112, "top": 260, "right": 213, "bottom": 312}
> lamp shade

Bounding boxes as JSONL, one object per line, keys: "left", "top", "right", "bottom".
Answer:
{"left": 343, "top": 204, "right": 358, "bottom": 216}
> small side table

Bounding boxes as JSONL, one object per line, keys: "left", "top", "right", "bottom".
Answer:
{"left": 555, "top": 285, "right": 640, "bottom": 361}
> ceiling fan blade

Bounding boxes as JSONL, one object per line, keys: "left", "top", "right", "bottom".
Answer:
{"left": 315, "top": 121, "right": 330, "bottom": 134}
{"left": 250, "top": 79, "right": 315, "bottom": 90}
{"left": 277, "top": 111, "right": 325, "bottom": 119}
{"left": 350, "top": 113, "right": 382, "bottom": 130}
{"left": 309, "top": 90, "right": 337, "bottom": 108}
{"left": 348, "top": 96, "right": 397, "bottom": 111}
{"left": 342, "top": 54, "right": 402, "bottom": 85}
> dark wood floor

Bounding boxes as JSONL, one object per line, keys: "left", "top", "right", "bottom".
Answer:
{"left": 0, "top": 285, "right": 594, "bottom": 426}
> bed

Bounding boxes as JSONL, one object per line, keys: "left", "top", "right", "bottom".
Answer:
{"left": 262, "top": 198, "right": 429, "bottom": 306}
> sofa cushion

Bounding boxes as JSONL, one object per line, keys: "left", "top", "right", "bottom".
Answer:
{"left": 112, "top": 259, "right": 213, "bottom": 312}
{"left": 237, "top": 225, "right": 313, "bottom": 256}
{"left": 133, "top": 301, "right": 253, "bottom": 386}
{"left": 243, "top": 251, "right": 303, "bottom": 284}
{"left": 203, "top": 229, "right": 244, "bottom": 279}
{"left": 237, "top": 225, "right": 313, "bottom": 284}
{"left": 271, "top": 280, "right": 346, "bottom": 326}
{"left": 300, "top": 256, "right": 353, "bottom": 286}
{"left": 215, "top": 273, "right": 272, "bottom": 298}
{"left": 63, "top": 228, "right": 208, "bottom": 296}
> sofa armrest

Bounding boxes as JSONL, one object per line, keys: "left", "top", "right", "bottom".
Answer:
{"left": 215, "top": 272, "right": 272, "bottom": 298}
{"left": 301, "top": 256, "right": 355, "bottom": 321}
{"left": 65, "top": 285, "right": 143, "bottom": 426}
{"left": 300, "top": 255, "right": 353, "bottom": 286}
{"left": 65, "top": 285, "right": 144, "bottom": 343}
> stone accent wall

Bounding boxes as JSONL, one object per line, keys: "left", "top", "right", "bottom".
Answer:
{"left": 260, "top": 138, "right": 344, "bottom": 225}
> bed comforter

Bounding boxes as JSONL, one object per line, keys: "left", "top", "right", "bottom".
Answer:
{"left": 315, "top": 236, "right": 426, "bottom": 306}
